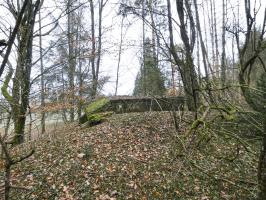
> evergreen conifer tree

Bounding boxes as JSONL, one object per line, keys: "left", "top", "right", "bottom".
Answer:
{"left": 134, "top": 38, "right": 165, "bottom": 96}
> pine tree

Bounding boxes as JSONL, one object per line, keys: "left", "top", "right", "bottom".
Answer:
{"left": 134, "top": 38, "right": 165, "bottom": 96}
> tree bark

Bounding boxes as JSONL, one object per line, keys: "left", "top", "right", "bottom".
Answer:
{"left": 115, "top": 17, "right": 124, "bottom": 96}
{"left": 0, "top": 0, "right": 29, "bottom": 78}
{"left": 167, "top": 0, "right": 200, "bottom": 111}
{"left": 67, "top": 0, "right": 75, "bottom": 122}
{"left": 77, "top": 12, "right": 83, "bottom": 119}
{"left": 221, "top": 0, "right": 227, "bottom": 85}
{"left": 142, "top": 0, "right": 146, "bottom": 95}
{"left": 39, "top": 9, "right": 45, "bottom": 134}
{"left": 193, "top": 0, "right": 214, "bottom": 103}
{"left": 147, "top": 0, "right": 157, "bottom": 62}
{"left": 90, "top": 0, "right": 97, "bottom": 98}
{"left": 96, "top": 0, "right": 105, "bottom": 90}
{"left": 212, "top": 0, "right": 219, "bottom": 76}
{"left": 11, "top": 0, "right": 41, "bottom": 144}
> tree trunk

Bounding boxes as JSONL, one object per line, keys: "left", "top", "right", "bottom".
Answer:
{"left": 142, "top": 0, "right": 146, "bottom": 95}
{"left": 77, "top": 59, "right": 83, "bottom": 119}
{"left": 196, "top": 31, "right": 201, "bottom": 84}
{"left": 89, "top": 0, "right": 97, "bottom": 98}
{"left": 115, "top": 17, "right": 124, "bottom": 96}
{"left": 39, "top": 9, "right": 45, "bottom": 134}
{"left": 77, "top": 16, "right": 83, "bottom": 119}
{"left": 4, "top": 160, "right": 11, "bottom": 200}
{"left": 167, "top": 0, "right": 200, "bottom": 111}
{"left": 148, "top": 0, "right": 157, "bottom": 62}
{"left": 13, "top": 115, "right": 26, "bottom": 144}
{"left": 11, "top": 0, "right": 40, "bottom": 144}
{"left": 67, "top": 0, "right": 75, "bottom": 122}
{"left": 193, "top": 0, "right": 214, "bottom": 103}
{"left": 221, "top": 0, "right": 226, "bottom": 85}
{"left": 212, "top": 0, "right": 219, "bottom": 76}
{"left": 208, "top": 0, "right": 215, "bottom": 72}
{"left": 96, "top": 0, "right": 105, "bottom": 92}
{"left": 193, "top": 0, "right": 210, "bottom": 79}
{"left": 61, "top": 68, "right": 68, "bottom": 123}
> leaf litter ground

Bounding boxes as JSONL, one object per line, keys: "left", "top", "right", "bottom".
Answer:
{"left": 2, "top": 112, "right": 259, "bottom": 199}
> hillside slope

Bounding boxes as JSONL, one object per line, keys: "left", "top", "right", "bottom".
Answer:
{"left": 3, "top": 112, "right": 258, "bottom": 200}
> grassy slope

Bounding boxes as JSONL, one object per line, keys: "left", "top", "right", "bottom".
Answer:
{"left": 2, "top": 112, "right": 260, "bottom": 200}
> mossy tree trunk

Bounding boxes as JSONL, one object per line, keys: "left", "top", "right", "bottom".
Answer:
{"left": 2, "top": 0, "right": 41, "bottom": 145}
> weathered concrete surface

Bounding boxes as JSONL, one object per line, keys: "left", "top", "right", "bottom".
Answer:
{"left": 79, "top": 96, "right": 185, "bottom": 124}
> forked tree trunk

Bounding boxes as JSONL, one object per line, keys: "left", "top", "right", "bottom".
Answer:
{"left": 11, "top": 0, "right": 41, "bottom": 144}
{"left": 167, "top": 0, "right": 200, "bottom": 111}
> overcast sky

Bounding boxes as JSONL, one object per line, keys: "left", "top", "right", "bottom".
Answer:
{"left": 0, "top": 0, "right": 266, "bottom": 96}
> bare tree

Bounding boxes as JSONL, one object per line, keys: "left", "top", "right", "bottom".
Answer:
{"left": 89, "top": 0, "right": 97, "bottom": 97}
{"left": 221, "top": 0, "right": 227, "bottom": 85}
{"left": 167, "top": 0, "right": 200, "bottom": 112}
{"left": 232, "top": 0, "right": 266, "bottom": 198}
{"left": 38, "top": 8, "right": 45, "bottom": 134}
{"left": 67, "top": 0, "right": 76, "bottom": 122}
{"left": 0, "top": 0, "right": 29, "bottom": 78}
{"left": 1, "top": 0, "right": 42, "bottom": 144}
{"left": 0, "top": 2, "right": 38, "bottom": 198}
{"left": 193, "top": 0, "right": 215, "bottom": 103}
{"left": 115, "top": 16, "right": 125, "bottom": 96}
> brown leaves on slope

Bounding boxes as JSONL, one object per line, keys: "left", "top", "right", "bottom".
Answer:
{"left": 3, "top": 112, "right": 258, "bottom": 200}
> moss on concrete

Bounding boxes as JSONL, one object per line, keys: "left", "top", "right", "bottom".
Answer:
{"left": 80, "top": 98, "right": 112, "bottom": 126}
{"left": 85, "top": 98, "right": 110, "bottom": 114}
{"left": 87, "top": 112, "right": 113, "bottom": 126}
{"left": 79, "top": 96, "right": 185, "bottom": 125}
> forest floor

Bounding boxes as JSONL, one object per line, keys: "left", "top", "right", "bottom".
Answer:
{"left": 2, "top": 112, "right": 261, "bottom": 199}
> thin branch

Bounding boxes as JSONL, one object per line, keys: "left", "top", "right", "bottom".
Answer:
{"left": 12, "top": 149, "right": 35, "bottom": 165}
{"left": 0, "top": 0, "right": 28, "bottom": 78}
